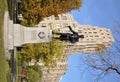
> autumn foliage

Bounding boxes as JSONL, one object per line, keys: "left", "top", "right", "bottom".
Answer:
{"left": 20, "top": 0, "right": 82, "bottom": 26}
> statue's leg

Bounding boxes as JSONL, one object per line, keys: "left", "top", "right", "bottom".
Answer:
{"left": 79, "top": 35, "right": 84, "bottom": 38}
{"left": 54, "top": 37, "right": 60, "bottom": 39}
{"left": 52, "top": 32, "right": 63, "bottom": 35}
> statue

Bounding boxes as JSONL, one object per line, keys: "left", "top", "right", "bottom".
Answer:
{"left": 53, "top": 26, "right": 84, "bottom": 43}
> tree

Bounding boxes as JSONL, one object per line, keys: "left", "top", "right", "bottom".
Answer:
{"left": 26, "top": 68, "right": 40, "bottom": 82}
{"left": 84, "top": 27, "right": 120, "bottom": 82}
{"left": 18, "top": 39, "right": 64, "bottom": 68}
{"left": 26, "top": 65, "right": 42, "bottom": 81}
{"left": 20, "top": 0, "right": 43, "bottom": 26}
{"left": 28, "top": 65, "right": 42, "bottom": 77}
{"left": 20, "top": 0, "right": 82, "bottom": 26}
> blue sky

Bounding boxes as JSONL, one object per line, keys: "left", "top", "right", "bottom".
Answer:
{"left": 60, "top": 0, "right": 120, "bottom": 82}
{"left": 71, "top": 0, "right": 120, "bottom": 29}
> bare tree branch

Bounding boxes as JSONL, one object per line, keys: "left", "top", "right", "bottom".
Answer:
{"left": 106, "top": 67, "right": 120, "bottom": 75}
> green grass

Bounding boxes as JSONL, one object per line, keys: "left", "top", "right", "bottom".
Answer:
{"left": 0, "top": 0, "right": 10, "bottom": 82}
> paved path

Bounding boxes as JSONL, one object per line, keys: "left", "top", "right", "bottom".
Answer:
{"left": 4, "top": 11, "right": 16, "bottom": 82}
{"left": 4, "top": 11, "right": 14, "bottom": 60}
{"left": 4, "top": 11, "right": 10, "bottom": 60}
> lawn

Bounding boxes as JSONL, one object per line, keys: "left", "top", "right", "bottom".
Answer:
{"left": 0, "top": 0, "right": 10, "bottom": 82}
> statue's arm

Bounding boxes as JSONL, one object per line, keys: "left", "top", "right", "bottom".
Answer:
{"left": 68, "top": 26, "right": 76, "bottom": 34}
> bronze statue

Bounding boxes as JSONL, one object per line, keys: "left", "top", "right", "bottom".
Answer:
{"left": 53, "top": 26, "right": 84, "bottom": 43}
